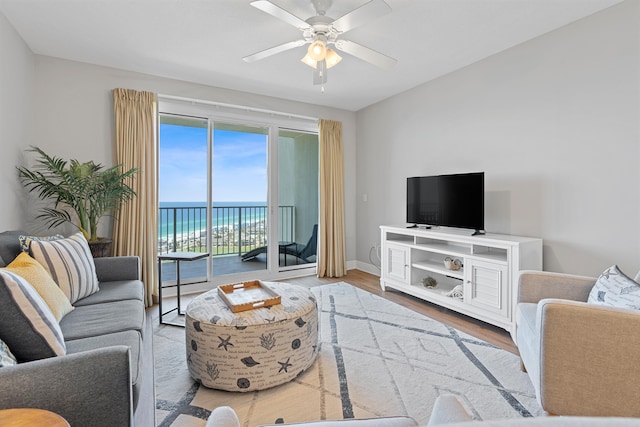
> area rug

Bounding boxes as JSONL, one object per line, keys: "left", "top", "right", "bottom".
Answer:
{"left": 154, "top": 282, "right": 543, "bottom": 426}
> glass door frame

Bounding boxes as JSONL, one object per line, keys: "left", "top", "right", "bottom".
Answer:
{"left": 158, "top": 96, "right": 319, "bottom": 288}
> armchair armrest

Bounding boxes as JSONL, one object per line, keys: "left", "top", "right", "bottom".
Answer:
{"left": 536, "top": 299, "right": 640, "bottom": 416}
{"left": 94, "top": 256, "right": 141, "bottom": 282}
{"left": 517, "top": 270, "right": 596, "bottom": 304}
{"left": 0, "top": 346, "right": 133, "bottom": 426}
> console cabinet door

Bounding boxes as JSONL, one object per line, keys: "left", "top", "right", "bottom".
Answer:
{"left": 464, "top": 259, "right": 509, "bottom": 320}
{"left": 383, "top": 243, "right": 410, "bottom": 285}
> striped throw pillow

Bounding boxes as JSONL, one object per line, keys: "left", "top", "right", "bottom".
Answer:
{"left": 30, "top": 232, "right": 99, "bottom": 304}
{"left": 0, "top": 270, "right": 66, "bottom": 361}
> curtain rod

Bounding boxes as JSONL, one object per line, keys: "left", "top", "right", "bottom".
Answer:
{"left": 158, "top": 94, "right": 318, "bottom": 122}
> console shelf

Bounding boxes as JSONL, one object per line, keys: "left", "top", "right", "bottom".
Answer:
{"left": 380, "top": 225, "right": 543, "bottom": 333}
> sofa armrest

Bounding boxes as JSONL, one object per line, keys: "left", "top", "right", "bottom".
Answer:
{"left": 536, "top": 299, "right": 640, "bottom": 416}
{"left": 517, "top": 271, "right": 596, "bottom": 304}
{"left": 0, "top": 346, "right": 133, "bottom": 426}
{"left": 94, "top": 256, "right": 141, "bottom": 282}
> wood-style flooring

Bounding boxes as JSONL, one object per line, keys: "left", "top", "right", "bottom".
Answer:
{"left": 284, "top": 269, "right": 519, "bottom": 355}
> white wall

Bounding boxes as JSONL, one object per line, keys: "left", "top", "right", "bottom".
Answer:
{"left": 0, "top": 11, "right": 34, "bottom": 230}
{"left": 356, "top": 0, "right": 640, "bottom": 277}
{"left": 28, "top": 56, "right": 357, "bottom": 260}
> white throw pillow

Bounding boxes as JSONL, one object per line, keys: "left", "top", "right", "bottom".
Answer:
{"left": 29, "top": 232, "right": 99, "bottom": 304}
{"left": 588, "top": 265, "right": 640, "bottom": 310}
{"left": 0, "top": 338, "right": 17, "bottom": 367}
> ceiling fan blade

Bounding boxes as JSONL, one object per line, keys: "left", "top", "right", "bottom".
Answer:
{"left": 243, "top": 40, "right": 306, "bottom": 63}
{"left": 331, "top": 0, "right": 391, "bottom": 33}
{"left": 250, "top": 0, "right": 310, "bottom": 30}
{"left": 334, "top": 39, "right": 396, "bottom": 70}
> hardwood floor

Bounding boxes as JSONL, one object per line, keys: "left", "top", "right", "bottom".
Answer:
{"left": 283, "top": 269, "right": 519, "bottom": 355}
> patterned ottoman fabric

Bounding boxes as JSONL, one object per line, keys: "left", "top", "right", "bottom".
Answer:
{"left": 185, "top": 281, "right": 319, "bottom": 392}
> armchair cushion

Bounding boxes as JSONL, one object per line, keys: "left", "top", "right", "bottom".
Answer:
{"left": 587, "top": 265, "right": 640, "bottom": 309}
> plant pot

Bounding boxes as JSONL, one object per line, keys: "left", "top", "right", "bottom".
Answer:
{"left": 88, "top": 238, "right": 113, "bottom": 258}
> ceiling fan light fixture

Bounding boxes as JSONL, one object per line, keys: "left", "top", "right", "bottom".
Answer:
{"left": 307, "top": 37, "right": 327, "bottom": 61}
{"left": 301, "top": 52, "right": 317, "bottom": 69}
{"left": 324, "top": 48, "right": 342, "bottom": 69}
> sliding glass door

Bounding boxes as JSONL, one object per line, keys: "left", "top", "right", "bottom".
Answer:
{"left": 211, "top": 122, "right": 268, "bottom": 277}
{"left": 158, "top": 115, "right": 209, "bottom": 284}
{"left": 158, "top": 102, "right": 318, "bottom": 287}
{"left": 277, "top": 130, "right": 319, "bottom": 269}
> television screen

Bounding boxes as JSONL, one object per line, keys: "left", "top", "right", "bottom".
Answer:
{"left": 407, "top": 172, "right": 484, "bottom": 233}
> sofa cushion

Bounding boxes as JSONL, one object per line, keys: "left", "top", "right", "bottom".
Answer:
{"left": 3, "top": 252, "right": 74, "bottom": 321}
{"left": 59, "top": 299, "right": 146, "bottom": 340}
{"left": 65, "top": 330, "right": 143, "bottom": 400}
{"left": 73, "top": 280, "right": 144, "bottom": 307}
{"left": 0, "top": 338, "right": 17, "bottom": 367}
{"left": 30, "top": 232, "right": 99, "bottom": 304}
{"left": 0, "top": 270, "right": 66, "bottom": 361}
{"left": 587, "top": 265, "right": 640, "bottom": 310}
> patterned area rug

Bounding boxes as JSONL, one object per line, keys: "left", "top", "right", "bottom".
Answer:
{"left": 154, "top": 282, "right": 543, "bottom": 426}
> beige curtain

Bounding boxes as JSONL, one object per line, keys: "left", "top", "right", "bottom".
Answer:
{"left": 318, "top": 119, "right": 346, "bottom": 277}
{"left": 113, "top": 88, "right": 158, "bottom": 307}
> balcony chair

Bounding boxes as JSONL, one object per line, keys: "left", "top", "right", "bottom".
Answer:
{"left": 514, "top": 269, "right": 640, "bottom": 417}
{"left": 241, "top": 224, "right": 317, "bottom": 263}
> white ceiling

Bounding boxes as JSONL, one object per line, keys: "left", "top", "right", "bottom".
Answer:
{"left": 0, "top": 0, "right": 623, "bottom": 111}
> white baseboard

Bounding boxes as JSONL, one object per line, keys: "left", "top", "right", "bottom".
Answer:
{"left": 353, "top": 260, "right": 381, "bottom": 277}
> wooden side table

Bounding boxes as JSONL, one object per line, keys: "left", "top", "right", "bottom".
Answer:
{"left": 0, "top": 408, "right": 70, "bottom": 426}
{"left": 158, "top": 251, "right": 209, "bottom": 327}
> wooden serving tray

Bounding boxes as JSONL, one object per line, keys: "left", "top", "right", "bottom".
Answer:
{"left": 217, "top": 280, "right": 281, "bottom": 313}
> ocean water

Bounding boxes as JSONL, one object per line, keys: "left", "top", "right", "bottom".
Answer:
{"left": 158, "top": 201, "right": 266, "bottom": 240}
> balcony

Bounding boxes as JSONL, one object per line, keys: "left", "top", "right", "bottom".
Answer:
{"left": 158, "top": 204, "right": 305, "bottom": 283}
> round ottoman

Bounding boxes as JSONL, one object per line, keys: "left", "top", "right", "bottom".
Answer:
{"left": 185, "top": 281, "right": 319, "bottom": 391}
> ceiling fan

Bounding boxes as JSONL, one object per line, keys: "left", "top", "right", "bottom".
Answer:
{"left": 243, "top": 0, "right": 397, "bottom": 85}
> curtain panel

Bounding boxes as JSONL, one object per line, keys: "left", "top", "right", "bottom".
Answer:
{"left": 318, "top": 119, "right": 346, "bottom": 277}
{"left": 113, "top": 88, "right": 158, "bottom": 307}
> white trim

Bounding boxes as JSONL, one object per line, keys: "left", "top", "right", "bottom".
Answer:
{"left": 158, "top": 94, "right": 318, "bottom": 131}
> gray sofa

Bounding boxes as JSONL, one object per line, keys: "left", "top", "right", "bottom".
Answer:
{"left": 0, "top": 230, "right": 153, "bottom": 426}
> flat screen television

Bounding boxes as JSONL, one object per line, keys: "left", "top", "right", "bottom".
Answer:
{"left": 407, "top": 172, "right": 484, "bottom": 234}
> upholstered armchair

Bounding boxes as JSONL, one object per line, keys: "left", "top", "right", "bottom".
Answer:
{"left": 514, "top": 270, "right": 640, "bottom": 417}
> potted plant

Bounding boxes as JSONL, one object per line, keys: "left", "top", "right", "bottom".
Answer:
{"left": 17, "top": 146, "right": 138, "bottom": 256}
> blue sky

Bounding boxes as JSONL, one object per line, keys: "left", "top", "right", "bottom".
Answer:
{"left": 159, "top": 124, "right": 267, "bottom": 202}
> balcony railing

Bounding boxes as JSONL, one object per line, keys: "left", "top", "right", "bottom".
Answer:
{"left": 158, "top": 205, "right": 294, "bottom": 256}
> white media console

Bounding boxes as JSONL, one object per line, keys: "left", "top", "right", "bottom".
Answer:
{"left": 380, "top": 225, "right": 543, "bottom": 333}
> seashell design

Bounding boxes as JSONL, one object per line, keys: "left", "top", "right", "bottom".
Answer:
{"left": 295, "top": 318, "right": 306, "bottom": 327}
{"left": 237, "top": 378, "right": 250, "bottom": 389}
{"left": 193, "top": 321, "right": 203, "bottom": 332}
{"left": 241, "top": 356, "right": 261, "bottom": 367}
